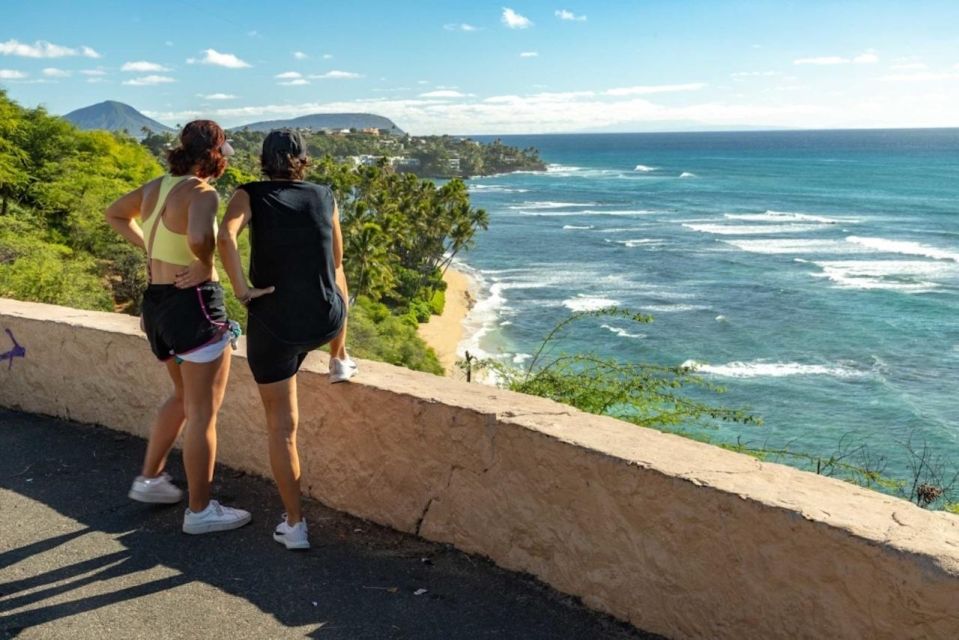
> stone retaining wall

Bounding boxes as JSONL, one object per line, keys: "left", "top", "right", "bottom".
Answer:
{"left": 1, "top": 298, "right": 958, "bottom": 639}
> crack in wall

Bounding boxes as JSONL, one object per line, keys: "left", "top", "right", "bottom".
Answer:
{"left": 415, "top": 464, "right": 463, "bottom": 536}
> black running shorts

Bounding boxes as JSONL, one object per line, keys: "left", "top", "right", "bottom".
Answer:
{"left": 141, "top": 282, "right": 230, "bottom": 361}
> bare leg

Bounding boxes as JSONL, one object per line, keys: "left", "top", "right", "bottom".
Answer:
{"left": 180, "top": 350, "right": 232, "bottom": 512}
{"left": 141, "top": 360, "right": 186, "bottom": 477}
{"left": 329, "top": 266, "right": 349, "bottom": 361}
{"left": 258, "top": 376, "right": 302, "bottom": 523}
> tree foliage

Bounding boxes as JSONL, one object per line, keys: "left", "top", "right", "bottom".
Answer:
{"left": 0, "top": 89, "right": 161, "bottom": 311}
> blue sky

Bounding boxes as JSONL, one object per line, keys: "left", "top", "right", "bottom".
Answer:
{"left": 2, "top": 1, "right": 958, "bottom": 134}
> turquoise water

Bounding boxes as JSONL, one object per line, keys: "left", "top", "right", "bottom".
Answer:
{"left": 461, "top": 130, "right": 959, "bottom": 478}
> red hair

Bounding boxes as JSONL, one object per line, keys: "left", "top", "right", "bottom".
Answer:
{"left": 167, "top": 120, "right": 228, "bottom": 179}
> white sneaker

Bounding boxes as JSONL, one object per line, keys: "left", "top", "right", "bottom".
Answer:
{"left": 129, "top": 472, "right": 183, "bottom": 504}
{"left": 273, "top": 515, "right": 310, "bottom": 550}
{"left": 329, "top": 356, "right": 358, "bottom": 384}
{"left": 182, "top": 500, "right": 251, "bottom": 535}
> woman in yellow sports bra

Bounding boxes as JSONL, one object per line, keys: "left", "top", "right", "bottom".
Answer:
{"left": 105, "top": 120, "right": 251, "bottom": 535}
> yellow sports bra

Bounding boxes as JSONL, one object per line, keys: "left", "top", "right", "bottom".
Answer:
{"left": 141, "top": 175, "right": 217, "bottom": 266}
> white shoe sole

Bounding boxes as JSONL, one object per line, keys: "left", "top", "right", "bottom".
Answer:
{"left": 330, "top": 366, "right": 357, "bottom": 384}
{"left": 273, "top": 532, "right": 310, "bottom": 550}
{"left": 128, "top": 488, "right": 183, "bottom": 504}
{"left": 182, "top": 512, "right": 252, "bottom": 535}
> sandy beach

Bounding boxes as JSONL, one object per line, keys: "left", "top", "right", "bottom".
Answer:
{"left": 417, "top": 266, "right": 474, "bottom": 377}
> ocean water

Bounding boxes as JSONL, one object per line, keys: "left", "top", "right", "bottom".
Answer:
{"left": 461, "top": 130, "right": 959, "bottom": 478}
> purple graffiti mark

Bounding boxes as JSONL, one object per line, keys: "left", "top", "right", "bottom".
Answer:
{"left": 1, "top": 328, "right": 25, "bottom": 370}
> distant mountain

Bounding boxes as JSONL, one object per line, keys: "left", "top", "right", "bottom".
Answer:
{"left": 64, "top": 101, "right": 175, "bottom": 137}
{"left": 233, "top": 113, "right": 404, "bottom": 135}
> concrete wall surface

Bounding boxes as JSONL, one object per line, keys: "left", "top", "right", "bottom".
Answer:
{"left": 2, "top": 297, "right": 958, "bottom": 639}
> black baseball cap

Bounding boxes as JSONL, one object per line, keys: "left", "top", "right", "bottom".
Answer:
{"left": 263, "top": 129, "right": 307, "bottom": 158}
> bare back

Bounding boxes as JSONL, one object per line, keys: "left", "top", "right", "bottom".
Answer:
{"left": 138, "top": 176, "right": 220, "bottom": 284}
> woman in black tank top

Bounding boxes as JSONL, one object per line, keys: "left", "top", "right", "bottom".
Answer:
{"left": 217, "top": 129, "right": 355, "bottom": 549}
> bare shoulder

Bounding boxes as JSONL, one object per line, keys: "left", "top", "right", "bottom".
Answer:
{"left": 187, "top": 180, "right": 220, "bottom": 206}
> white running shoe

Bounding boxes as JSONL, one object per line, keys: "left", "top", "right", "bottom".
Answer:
{"left": 329, "top": 356, "right": 358, "bottom": 384}
{"left": 182, "top": 500, "right": 251, "bottom": 535}
{"left": 273, "top": 515, "right": 310, "bottom": 550}
{"left": 128, "top": 472, "right": 183, "bottom": 504}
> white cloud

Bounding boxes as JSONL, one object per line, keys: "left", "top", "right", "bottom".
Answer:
{"left": 890, "top": 63, "right": 927, "bottom": 71}
{"left": 122, "top": 61, "right": 170, "bottom": 72}
{"left": 165, "top": 40, "right": 174, "bottom": 47}
{"left": 731, "top": 71, "right": 781, "bottom": 78}
{"left": 0, "top": 39, "right": 100, "bottom": 58}
{"left": 187, "top": 49, "right": 251, "bottom": 68}
{"left": 42, "top": 67, "right": 70, "bottom": 77}
{"left": 310, "top": 70, "right": 362, "bottom": 79}
{"left": 520, "top": 51, "right": 539, "bottom": 58}
{"left": 80, "top": 69, "right": 107, "bottom": 76}
{"left": 323, "top": 53, "right": 333, "bottom": 59}
{"left": 279, "top": 78, "right": 310, "bottom": 86}
{"left": 502, "top": 8, "right": 532, "bottom": 29}
{"left": 199, "top": 93, "right": 237, "bottom": 100}
{"left": 604, "top": 83, "right": 706, "bottom": 96}
{"left": 444, "top": 23, "right": 479, "bottom": 31}
{"left": 143, "top": 92, "right": 832, "bottom": 135}
{"left": 420, "top": 90, "right": 470, "bottom": 98}
{"left": 86, "top": 77, "right": 107, "bottom": 84}
{"left": 794, "top": 56, "right": 848, "bottom": 66}
{"left": 123, "top": 75, "right": 175, "bottom": 86}
{"left": 275, "top": 71, "right": 303, "bottom": 79}
{"left": 794, "top": 51, "right": 879, "bottom": 66}
{"left": 293, "top": 51, "right": 308, "bottom": 60}
{"left": 0, "top": 69, "right": 27, "bottom": 79}
{"left": 555, "top": 9, "right": 586, "bottom": 21}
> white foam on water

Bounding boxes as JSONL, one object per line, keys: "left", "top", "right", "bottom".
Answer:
{"left": 468, "top": 184, "right": 530, "bottom": 193}
{"left": 508, "top": 201, "right": 598, "bottom": 210}
{"left": 846, "top": 236, "right": 959, "bottom": 263}
{"left": 634, "top": 164, "right": 658, "bottom": 172}
{"left": 601, "top": 324, "right": 645, "bottom": 339}
{"left": 641, "top": 304, "right": 711, "bottom": 313}
{"left": 459, "top": 275, "right": 507, "bottom": 359}
{"left": 614, "top": 239, "right": 666, "bottom": 248}
{"left": 512, "top": 353, "right": 533, "bottom": 364}
{"left": 580, "top": 209, "right": 661, "bottom": 216}
{"left": 682, "top": 360, "right": 867, "bottom": 379}
{"left": 562, "top": 224, "right": 595, "bottom": 230}
{"left": 811, "top": 259, "right": 955, "bottom": 293}
{"left": 517, "top": 209, "right": 659, "bottom": 217}
{"left": 541, "top": 163, "right": 624, "bottom": 178}
{"left": 563, "top": 295, "right": 620, "bottom": 312}
{"left": 679, "top": 172, "right": 697, "bottom": 178}
{"left": 597, "top": 226, "right": 653, "bottom": 233}
{"left": 724, "top": 239, "right": 870, "bottom": 255}
{"left": 684, "top": 223, "right": 829, "bottom": 235}
{"left": 546, "top": 163, "right": 583, "bottom": 173}
{"left": 725, "top": 210, "right": 846, "bottom": 224}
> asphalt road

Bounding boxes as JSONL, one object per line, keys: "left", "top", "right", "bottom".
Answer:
{"left": 0, "top": 410, "right": 660, "bottom": 640}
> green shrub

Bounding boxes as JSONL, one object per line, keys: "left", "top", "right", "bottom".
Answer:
{"left": 0, "top": 224, "right": 112, "bottom": 311}
{"left": 429, "top": 289, "right": 446, "bottom": 315}
{"left": 347, "top": 296, "right": 443, "bottom": 374}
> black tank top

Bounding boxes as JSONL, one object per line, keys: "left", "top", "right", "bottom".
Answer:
{"left": 239, "top": 180, "right": 344, "bottom": 344}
